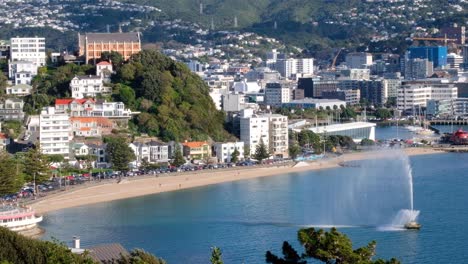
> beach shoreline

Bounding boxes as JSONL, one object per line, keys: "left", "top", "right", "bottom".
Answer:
{"left": 30, "top": 148, "right": 443, "bottom": 215}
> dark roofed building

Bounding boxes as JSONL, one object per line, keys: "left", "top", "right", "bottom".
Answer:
{"left": 78, "top": 32, "right": 141, "bottom": 64}
{"left": 88, "top": 243, "right": 129, "bottom": 263}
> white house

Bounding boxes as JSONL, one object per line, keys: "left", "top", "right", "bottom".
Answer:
{"left": 147, "top": 141, "right": 169, "bottom": 163}
{"left": 129, "top": 142, "right": 150, "bottom": 167}
{"left": 8, "top": 60, "right": 37, "bottom": 80}
{"left": 96, "top": 61, "right": 113, "bottom": 82}
{"left": 39, "top": 107, "right": 72, "bottom": 159}
{"left": 70, "top": 75, "right": 109, "bottom": 99}
{"left": 6, "top": 84, "right": 32, "bottom": 96}
{"left": 213, "top": 142, "right": 244, "bottom": 163}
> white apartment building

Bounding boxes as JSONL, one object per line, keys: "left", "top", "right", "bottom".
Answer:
{"left": 345, "top": 52, "right": 373, "bottom": 69}
{"left": 147, "top": 141, "right": 169, "bottom": 163}
{"left": 276, "top": 58, "right": 314, "bottom": 79}
{"left": 39, "top": 107, "right": 72, "bottom": 158}
{"left": 213, "top": 142, "right": 244, "bottom": 163}
{"left": 397, "top": 80, "right": 457, "bottom": 113}
{"left": 10, "top": 37, "right": 46, "bottom": 66}
{"left": 70, "top": 75, "right": 109, "bottom": 99}
{"left": 265, "top": 83, "right": 290, "bottom": 107}
{"left": 240, "top": 110, "right": 289, "bottom": 158}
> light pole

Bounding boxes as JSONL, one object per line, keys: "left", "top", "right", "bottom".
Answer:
{"left": 33, "top": 172, "right": 36, "bottom": 198}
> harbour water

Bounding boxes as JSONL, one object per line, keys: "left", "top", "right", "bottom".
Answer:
{"left": 41, "top": 153, "right": 468, "bottom": 263}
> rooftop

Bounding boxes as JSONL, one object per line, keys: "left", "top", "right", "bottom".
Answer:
{"left": 88, "top": 243, "right": 129, "bottom": 263}
{"left": 81, "top": 32, "right": 140, "bottom": 43}
{"left": 287, "top": 98, "right": 346, "bottom": 104}
{"left": 182, "top": 141, "right": 209, "bottom": 148}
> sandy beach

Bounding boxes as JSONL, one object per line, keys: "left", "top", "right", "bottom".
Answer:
{"left": 31, "top": 148, "right": 443, "bottom": 215}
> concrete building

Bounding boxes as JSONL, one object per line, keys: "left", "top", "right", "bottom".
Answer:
{"left": 293, "top": 122, "right": 376, "bottom": 142}
{"left": 213, "top": 142, "right": 244, "bottom": 163}
{"left": 78, "top": 32, "right": 141, "bottom": 63}
{"left": 0, "top": 98, "right": 25, "bottom": 121}
{"left": 70, "top": 75, "right": 109, "bottom": 99}
{"left": 8, "top": 61, "right": 37, "bottom": 81}
{"left": 397, "top": 80, "right": 457, "bottom": 114}
{"left": 345, "top": 52, "right": 373, "bottom": 69}
{"left": 239, "top": 110, "right": 288, "bottom": 158}
{"left": 358, "top": 79, "right": 389, "bottom": 106}
{"left": 264, "top": 82, "right": 290, "bottom": 107}
{"left": 10, "top": 37, "right": 46, "bottom": 66}
{"left": 276, "top": 58, "right": 314, "bottom": 79}
{"left": 404, "top": 58, "right": 433, "bottom": 80}
{"left": 39, "top": 107, "right": 72, "bottom": 158}
{"left": 283, "top": 98, "right": 346, "bottom": 110}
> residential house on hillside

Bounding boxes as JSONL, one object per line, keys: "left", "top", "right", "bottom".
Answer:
{"left": 182, "top": 141, "right": 211, "bottom": 160}
{"left": 96, "top": 61, "right": 113, "bottom": 82}
{"left": 70, "top": 75, "right": 109, "bottom": 99}
{"left": 70, "top": 117, "right": 114, "bottom": 137}
{"left": 0, "top": 133, "right": 10, "bottom": 151}
{"left": 6, "top": 84, "right": 32, "bottom": 96}
{"left": 55, "top": 99, "right": 134, "bottom": 118}
{"left": 0, "top": 98, "right": 25, "bottom": 121}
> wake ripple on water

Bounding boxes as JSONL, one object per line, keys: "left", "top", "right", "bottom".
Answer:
{"left": 377, "top": 209, "right": 420, "bottom": 232}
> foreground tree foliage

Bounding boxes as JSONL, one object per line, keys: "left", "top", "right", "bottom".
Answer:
{"left": 210, "top": 247, "right": 223, "bottom": 264}
{"left": 266, "top": 228, "right": 400, "bottom": 264}
{"left": 114, "top": 50, "right": 231, "bottom": 142}
{"left": 113, "top": 249, "right": 166, "bottom": 264}
{"left": 106, "top": 137, "right": 136, "bottom": 173}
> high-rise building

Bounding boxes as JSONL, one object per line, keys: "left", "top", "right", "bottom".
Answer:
{"left": 447, "top": 53, "right": 463, "bottom": 69}
{"left": 404, "top": 58, "right": 433, "bottom": 80}
{"left": 78, "top": 32, "right": 141, "bottom": 64}
{"left": 39, "top": 107, "right": 72, "bottom": 158}
{"left": 264, "top": 83, "right": 290, "bottom": 107}
{"left": 276, "top": 58, "right": 314, "bottom": 79}
{"left": 297, "top": 78, "right": 338, "bottom": 98}
{"left": 407, "top": 46, "right": 447, "bottom": 68}
{"left": 10, "top": 37, "right": 46, "bottom": 66}
{"left": 239, "top": 110, "right": 288, "bottom": 158}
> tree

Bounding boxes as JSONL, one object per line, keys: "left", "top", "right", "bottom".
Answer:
{"left": 115, "top": 83, "right": 136, "bottom": 110}
{"left": 101, "top": 51, "right": 123, "bottom": 69}
{"left": 375, "top": 108, "right": 392, "bottom": 120}
{"left": 267, "top": 228, "right": 400, "bottom": 264}
{"left": 106, "top": 137, "right": 136, "bottom": 173}
{"left": 23, "top": 146, "right": 51, "bottom": 189}
{"left": 0, "top": 72, "right": 7, "bottom": 97}
{"left": 288, "top": 143, "right": 301, "bottom": 160}
{"left": 171, "top": 147, "right": 185, "bottom": 167}
{"left": 266, "top": 241, "right": 306, "bottom": 264}
{"left": 115, "top": 249, "right": 166, "bottom": 264}
{"left": 210, "top": 247, "right": 223, "bottom": 264}
{"left": 230, "top": 147, "right": 240, "bottom": 163}
{"left": 361, "top": 138, "right": 375, "bottom": 146}
{"left": 254, "top": 138, "right": 269, "bottom": 162}
{"left": 0, "top": 152, "right": 23, "bottom": 196}
{"left": 244, "top": 145, "right": 251, "bottom": 158}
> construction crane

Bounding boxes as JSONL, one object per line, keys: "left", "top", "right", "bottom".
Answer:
{"left": 411, "top": 34, "right": 457, "bottom": 45}
{"left": 330, "top": 48, "right": 344, "bottom": 71}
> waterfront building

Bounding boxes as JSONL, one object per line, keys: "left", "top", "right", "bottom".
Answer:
{"left": 427, "top": 98, "right": 468, "bottom": 118}
{"left": 213, "top": 142, "right": 244, "bottom": 163}
{"left": 283, "top": 98, "right": 346, "bottom": 110}
{"left": 265, "top": 82, "right": 291, "bottom": 107}
{"left": 10, "top": 37, "right": 46, "bottom": 66}
{"left": 407, "top": 46, "right": 447, "bottom": 68}
{"left": 78, "top": 32, "right": 141, "bottom": 64}
{"left": 345, "top": 52, "right": 373, "bottom": 69}
{"left": 70, "top": 75, "right": 108, "bottom": 99}
{"left": 147, "top": 141, "right": 170, "bottom": 163}
{"left": 39, "top": 107, "right": 72, "bottom": 158}
{"left": 240, "top": 110, "right": 288, "bottom": 158}
{"left": 397, "top": 80, "right": 457, "bottom": 114}
{"left": 293, "top": 122, "right": 376, "bottom": 142}
{"left": 129, "top": 142, "right": 150, "bottom": 167}
{"left": 182, "top": 141, "right": 211, "bottom": 160}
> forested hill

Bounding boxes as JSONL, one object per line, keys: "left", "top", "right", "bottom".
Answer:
{"left": 114, "top": 50, "right": 232, "bottom": 142}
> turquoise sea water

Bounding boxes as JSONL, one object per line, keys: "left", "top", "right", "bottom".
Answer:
{"left": 41, "top": 153, "right": 468, "bottom": 263}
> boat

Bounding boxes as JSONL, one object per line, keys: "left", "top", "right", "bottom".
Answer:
{"left": 449, "top": 129, "right": 468, "bottom": 145}
{"left": 0, "top": 204, "right": 43, "bottom": 232}
{"left": 404, "top": 221, "right": 421, "bottom": 230}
